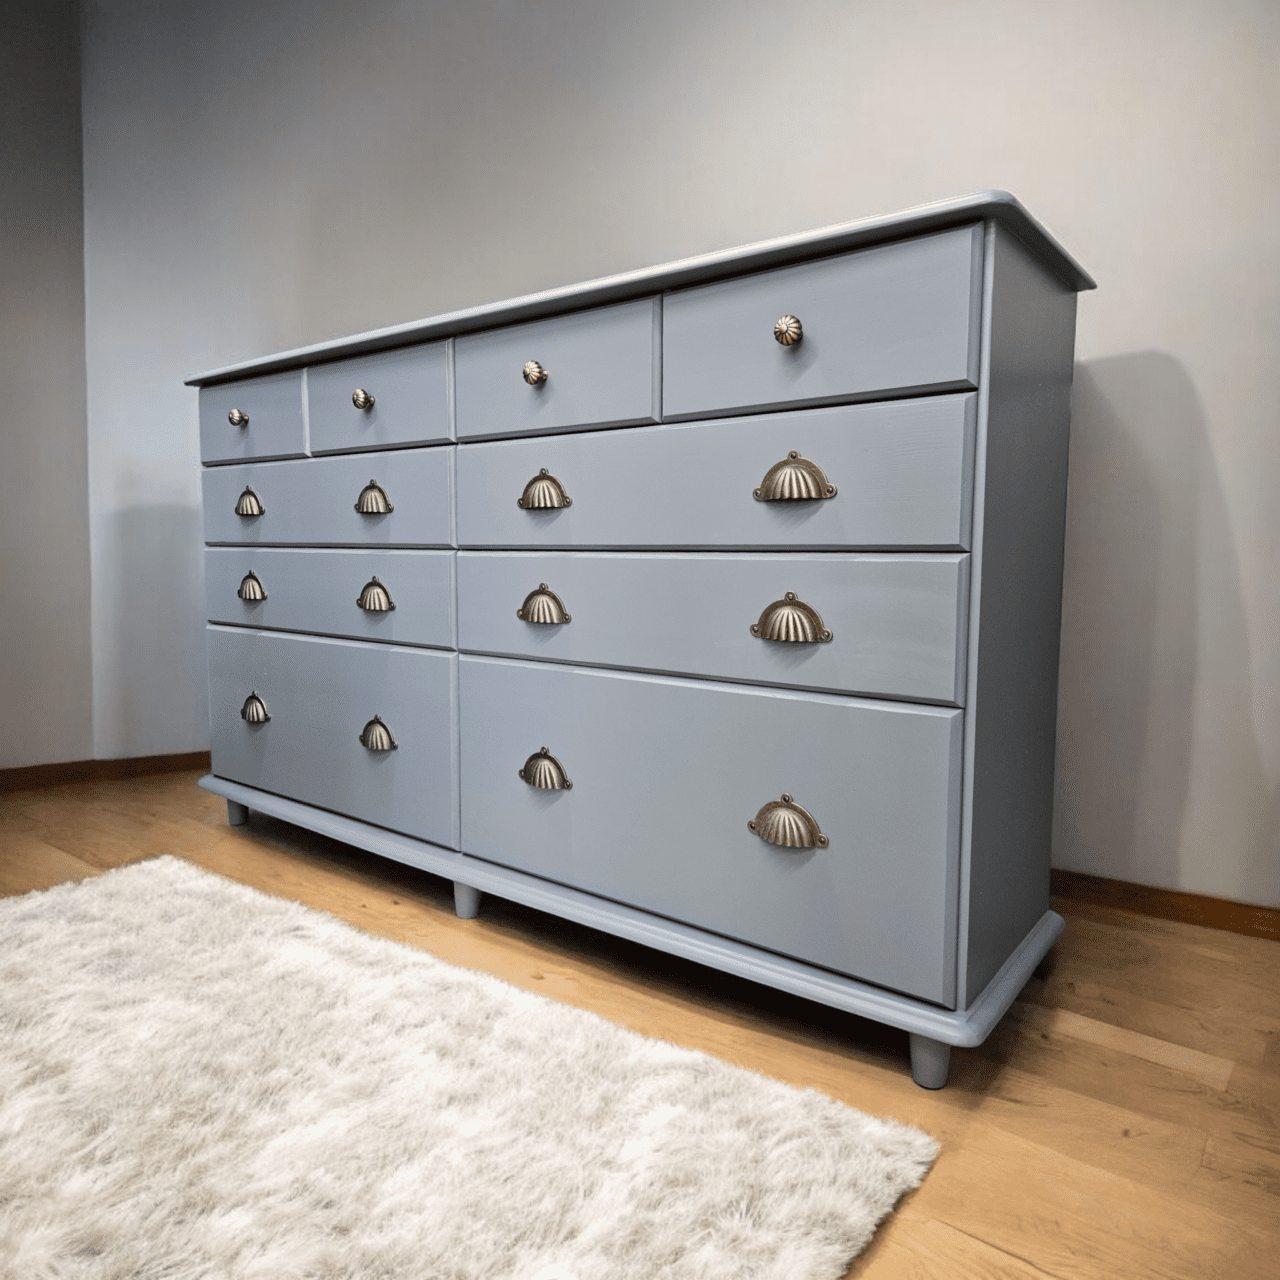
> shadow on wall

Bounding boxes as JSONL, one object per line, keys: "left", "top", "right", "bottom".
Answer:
{"left": 1053, "top": 352, "right": 1279, "bottom": 906}
{"left": 96, "top": 505, "right": 209, "bottom": 759}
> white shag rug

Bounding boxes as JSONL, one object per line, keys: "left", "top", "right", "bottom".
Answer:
{"left": 0, "top": 856, "right": 937, "bottom": 1280}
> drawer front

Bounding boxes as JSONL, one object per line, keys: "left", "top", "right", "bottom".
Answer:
{"left": 457, "top": 552, "right": 967, "bottom": 704}
{"left": 455, "top": 298, "right": 659, "bottom": 440}
{"left": 208, "top": 627, "right": 459, "bottom": 849}
{"left": 206, "top": 548, "right": 455, "bottom": 649}
{"left": 202, "top": 449, "right": 453, "bottom": 546}
{"left": 459, "top": 658, "right": 961, "bottom": 1004}
{"left": 200, "top": 371, "right": 306, "bottom": 464}
{"left": 307, "top": 343, "right": 451, "bottom": 454}
{"left": 663, "top": 226, "right": 983, "bottom": 421}
{"left": 456, "top": 395, "right": 975, "bottom": 550}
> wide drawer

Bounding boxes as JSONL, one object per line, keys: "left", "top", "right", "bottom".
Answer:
{"left": 207, "top": 627, "right": 459, "bottom": 849}
{"left": 663, "top": 226, "right": 983, "bottom": 421}
{"left": 457, "top": 551, "right": 967, "bottom": 704}
{"left": 454, "top": 297, "right": 659, "bottom": 440}
{"left": 200, "top": 370, "right": 306, "bottom": 464}
{"left": 456, "top": 395, "right": 975, "bottom": 549}
{"left": 206, "top": 548, "right": 455, "bottom": 649}
{"left": 202, "top": 449, "right": 453, "bottom": 546}
{"left": 307, "top": 342, "right": 451, "bottom": 454}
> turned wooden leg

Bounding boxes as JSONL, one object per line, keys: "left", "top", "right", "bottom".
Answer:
{"left": 226, "top": 799, "right": 249, "bottom": 827}
{"left": 909, "top": 1033, "right": 951, "bottom": 1089}
{"left": 453, "top": 881, "right": 482, "bottom": 919}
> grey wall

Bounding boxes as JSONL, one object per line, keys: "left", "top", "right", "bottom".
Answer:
{"left": 74, "top": 0, "right": 1278, "bottom": 905}
{"left": 0, "top": 0, "right": 94, "bottom": 768}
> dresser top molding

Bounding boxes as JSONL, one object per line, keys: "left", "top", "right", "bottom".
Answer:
{"left": 187, "top": 190, "right": 1095, "bottom": 388}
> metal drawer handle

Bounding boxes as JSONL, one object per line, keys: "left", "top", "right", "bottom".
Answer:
{"left": 359, "top": 715, "right": 398, "bottom": 752}
{"left": 749, "top": 793, "right": 827, "bottom": 848}
{"left": 751, "top": 592, "right": 832, "bottom": 643}
{"left": 519, "top": 746, "right": 572, "bottom": 790}
{"left": 237, "top": 570, "right": 267, "bottom": 601}
{"left": 356, "top": 575, "right": 396, "bottom": 612}
{"left": 240, "top": 691, "right": 270, "bottom": 723}
{"left": 352, "top": 388, "right": 375, "bottom": 410}
{"left": 517, "top": 583, "right": 571, "bottom": 624}
{"left": 234, "top": 485, "right": 265, "bottom": 517}
{"left": 517, "top": 468, "right": 572, "bottom": 509}
{"left": 773, "top": 315, "right": 803, "bottom": 346}
{"left": 228, "top": 408, "right": 249, "bottom": 427}
{"left": 523, "top": 359, "right": 548, "bottom": 386}
{"left": 754, "top": 451, "right": 836, "bottom": 501}
{"left": 354, "top": 479, "right": 394, "bottom": 514}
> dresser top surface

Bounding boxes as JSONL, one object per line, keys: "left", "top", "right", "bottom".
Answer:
{"left": 187, "top": 190, "right": 1094, "bottom": 388}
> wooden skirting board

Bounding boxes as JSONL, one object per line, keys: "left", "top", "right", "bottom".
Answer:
{"left": 0, "top": 752, "right": 212, "bottom": 793}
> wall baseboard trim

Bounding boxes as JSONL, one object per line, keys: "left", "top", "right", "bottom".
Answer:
{"left": 0, "top": 752, "right": 212, "bottom": 793}
{"left": 1052, "top": 868, "right": 1279, "bottom": 942}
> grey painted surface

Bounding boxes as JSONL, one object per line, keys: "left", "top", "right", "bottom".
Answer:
{"left": 455, "top": 297, "right": 659, "bottom": 440}
{"left": 307, "top": 341, "right": 452, "bottom": 454}
{"left": 457, "top": 551, "right": 968, "bottom": 704}
{"left": 458, "top": 657, "right": 962, "bottom": 1006}
{"left": 199, "top": 370, "right": 306, "bottom": 464}
{"left": 207, "top": 627, "right": 459, "bottom": 849}
{"left": 205, "top": 547, "right": 455, "bottom": 649}
{"left": 958, "top": 224, "right": 1078, "bottom": 1006}
{"left": 456, "top": 396, "right": 976, "bottom": 550}
{"left": 662, "top": 226, "right": 983, "bottom": 421}
{"left": 202, "top": 449, "right": 454, "bottom": 547}
{"left": 0, "top": 0, "right": 93, "bottom": 768}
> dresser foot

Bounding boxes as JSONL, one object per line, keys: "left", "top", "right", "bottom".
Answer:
{"left": 226, "top": 799, "right": 249, "bottom": 827}
{"left": 909, "top": 1034, "right": 951, "bottom": 1089}
{"left": 453, "top": 881, "right": 482, "bottom": 919}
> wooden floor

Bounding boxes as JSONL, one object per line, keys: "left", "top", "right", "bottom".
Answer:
{"left": 2, "top": 772, "right": 1277, "bottom": 1278}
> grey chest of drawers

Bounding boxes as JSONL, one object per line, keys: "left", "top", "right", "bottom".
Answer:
{"left": 192, "top": 191, "right": 1094, "bottom": 1088}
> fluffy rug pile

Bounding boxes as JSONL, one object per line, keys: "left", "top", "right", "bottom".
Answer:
{"left": 0, "top": 856, "right": 936, "bottom": 1279}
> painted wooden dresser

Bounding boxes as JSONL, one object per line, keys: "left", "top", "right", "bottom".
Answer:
{"left": 191, "top": 191, "right": 1094, "bottom": 1088}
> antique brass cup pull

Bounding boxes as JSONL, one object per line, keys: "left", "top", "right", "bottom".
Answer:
{"left": 749, "top": 794, "right": 827, "bottom": 848}
{"left": 356, "top": 575, "right": 396, "bottom": 612}
{"left": 237, "top": 570, "right": 267, "bottom": 601}
{"left": 517, "top": 583, "right": 571, "bottom": 624}
{"left": 234, "top": 485, "right": 265, "bottom": 517}
{"left": 751, "top": 592, "right": 833, "bottom": 643}
{"left": 754, "top": 451, "right": 836, "bottom": 501}
{"left": 523, "top": 359, "right": 548, "bottom": 385}
{"left": 519, "top": 746, "right": 572, "bottom": 790}
{"left": 240, "top": 691, "right": 270, "bottom": 723}
{"left": 359, "top": 715, "right": 398, "bottom": 752}
{"left": 354, "top": 479, "right": 394, "bottom": 514}
{"left": 352, "top": 388, "right": 375, "bottom": 410}
{"left": 773, "top": 315, "right": 803, "bottom": 346}
{"left": 517, "top": 468, "right": 572, "bottom": 509}
{"left": 228, "top": 408, "right": 249, "bottom": 427}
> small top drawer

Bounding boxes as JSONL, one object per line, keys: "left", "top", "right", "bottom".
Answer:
{"left": 663, "top": 225, "right": 983, "bottom": 421}
{"left": 200, "top": 370, "right": 306, "bottom": 464}
{"left": 454, "top": 297, "right": 659, "bottom": 440}
{"left": 307, "top": 342, "right": 451, "bottom": 454}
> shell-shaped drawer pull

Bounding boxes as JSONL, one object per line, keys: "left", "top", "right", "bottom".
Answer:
{"left": 773, "top": 315, "right": 803, "bottom": 346}
{"left": 354, "top": 479, "right": 394, "bottom": 514}
{"left": 523, "top": 359, "right": 548, "bottom": 386}
{"left": 517, "top": 468, "right": 572, "bottom": 510}
{"left": 748, "top": 793, "right": 827, "bottom": 848}
{"left": 754, "top": 451, "right": 836, "bottom": 502}
{"left": 234, "top": 485, "right": 265, "bottom": 517}
{"left": 240, "top": 691, "right": 270, "bottom": 723}
{"left": 356, "top": 575, "right": 396, "bottom": 612}
{"left": 237, "top": 570, "right": 267, "bottom": 601}
{"left": 359, "top": 714, "right": 398, "bottom": 752}
{"left": 228, "top": 408, "right": 249, "bottom": 427}
{"left": 519, "top": 746, "right": 572, "bottom": 790}
{"left": 352, "top": 388, "right": 375, "bottom": 410}
{"left": 517, "top": 583, "right": 571, "bottom": 625}
{"left": 751, "top": 592, "right": 833, "bottom": 643}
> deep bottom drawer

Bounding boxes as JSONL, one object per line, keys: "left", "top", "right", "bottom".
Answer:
{"left": 459, "top": 657, "right": 962, "bottom": 1005}
{"left": 208, "top": 627, "right": 459, "bottom": 849}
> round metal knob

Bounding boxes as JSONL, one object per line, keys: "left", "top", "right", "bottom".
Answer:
{"left": 228, "top": 409, "right": 249, "bottom": 427}
{"left": 773, "top": 315, "right": 803, "bottom": 346}
{"left": 523, "top": 360, "right": 548, "bottom": 386}
{"left": 352, "top": 388, "right": 375, "bottom": 410}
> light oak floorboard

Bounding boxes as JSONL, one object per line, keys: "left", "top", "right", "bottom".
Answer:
{"left": 2, "top": 772, "right": 1278, "bottom": 1280}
